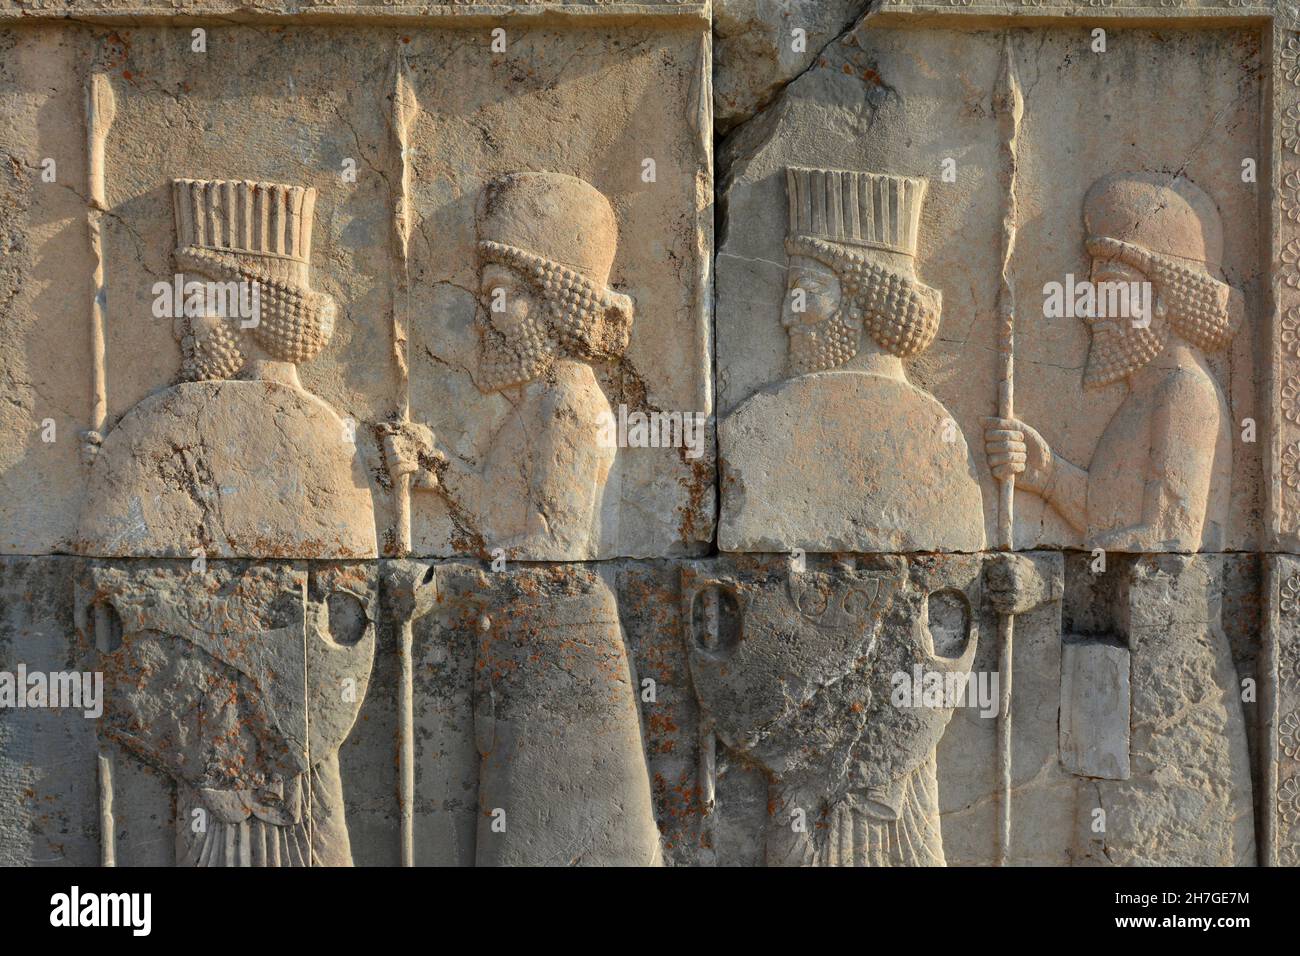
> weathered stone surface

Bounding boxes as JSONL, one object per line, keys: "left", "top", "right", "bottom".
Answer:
{"left": 0, "top": 0, "right": 1294, "bottom": 870}
{"left": 1070, "top": 554, "right": 1255, "bottom": 866}
{"left": 0, "top": 557, "right": 99, "bottom": 866}
{"left": 713, "top": 0, "right": 867, "bottom": 133}
{"left": 78, "top": 380, "right": 378, "bottom": 559}
{"left": 684, "top": 553, "right": 977, "bottom": 865}
{"left": 717, "top": 19, "right": 1262, "bottom": 553}
{"left": 1060, "top": 641, "right": 1131, "bottom": 781}
{"left": 80, "top": 559, "right": 378, "bottom": 866}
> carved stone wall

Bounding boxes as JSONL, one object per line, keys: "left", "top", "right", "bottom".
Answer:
{"left": 0, "top": 0, "right": 1294, "bottom": 867}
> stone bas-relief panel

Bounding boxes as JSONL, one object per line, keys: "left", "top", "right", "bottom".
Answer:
{"left": 1268, "top": 554, "right": 1300, "bottom": 865}
{"left": 0, "top": 19, "right": 713, "bottom": 559}
{"left": 80, "top": 560, "right": 378, "bottom": 867}
{"left": 0, "top": 0, "right": 1294, "bottom": 871}
{"left": 716, "top": 23, "right": 1262, "bottom": 554}
{"left": 0, "top": 552, "right": 1269, "bottom": 866}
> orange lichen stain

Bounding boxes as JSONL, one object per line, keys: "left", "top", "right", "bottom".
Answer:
{"left": 647, "top": 711, "right": 678, "bottom": 736}
{"left": 677, "top": 457, "right": 714, "bottom": 543}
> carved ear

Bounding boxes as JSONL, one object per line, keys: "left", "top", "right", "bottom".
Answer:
{"left": 1152, "top": 286, "right": 1168, "bottom": 323}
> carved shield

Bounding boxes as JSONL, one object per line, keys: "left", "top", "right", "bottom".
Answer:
{"left": 81, "top": 562, "right": 374, "bottom": 802}
{"left": 682, "top": 556, "right": 978, "bottom": 804}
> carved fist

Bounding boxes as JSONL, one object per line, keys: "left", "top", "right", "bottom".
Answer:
{"left": 983, "top": 552, "right": 1058, "bottom": 616}
{"left": 379, "top": 421, "right": 445, "bottom": 491}
{"left": 81, "top": 429, "right": 103, "bottom": 467}
{"left": 982, "top": 416, "right": 1052, "bottom": 494}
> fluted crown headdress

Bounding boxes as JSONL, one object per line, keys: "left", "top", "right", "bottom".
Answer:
{"left": 172, "top": 178, "right": 336, "bottom": 366}
{"left": 173, "top": 179, "right": 317, "bottom": 286}
{"left": 786, "top": 166, "right": 925, "bottom": 257}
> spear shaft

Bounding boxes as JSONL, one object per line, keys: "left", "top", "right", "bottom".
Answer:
{"left": 85, "top": 67, "right": 117, "bottom": 867}
{"left": 993, "top": 33, "right": 1022, "bottom": 868}
{"left": 390, "top": 46, "right": 418, "bottom": 866}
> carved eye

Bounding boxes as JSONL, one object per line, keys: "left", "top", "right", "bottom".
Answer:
{"left": 926, "top": 589, "right": 970, "bottom": 660}
{"left": 324, "top": 591, "right": 369, "bottom": 648}
{"left": 690, "top": 585, "right": 741, "bottom": 656}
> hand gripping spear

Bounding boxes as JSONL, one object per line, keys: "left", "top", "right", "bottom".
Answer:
{"left": 992, "top": 34, "right": 1022, "bottom": 868}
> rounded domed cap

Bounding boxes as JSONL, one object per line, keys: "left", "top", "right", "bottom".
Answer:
{"left": 477, "top": 172, "right": 618, "bottom": 287}
{"left": 1083, "top": 172, "right": 1223, "bottom": 269}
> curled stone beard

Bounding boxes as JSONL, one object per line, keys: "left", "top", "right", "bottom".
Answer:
{"left": 180, "top": 316, "right": 245, "bottom": 382}
{"left": 1083, "top": 314, "right": 1168, "bottom": 390}
{"left": 787, "top": 305, "right": 862, "bottom": 376}
{"left": 475, "top": 309, "right": 559, "bottom": 392}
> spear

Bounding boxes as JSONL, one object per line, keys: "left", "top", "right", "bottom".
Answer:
{"left": 391, "top": 45, "right": 417, "bottom": 554}
{"left": 389, "top": 44, "right": 419, "bottom": 867}
{"left": 992, "top": 33, "right": 1022, "bottom": 868}
{"left": 86, "top": 70, "right": 114, "bottom": 463}
{"left": 85, "top": 66, "right": 117, "bottom": 868}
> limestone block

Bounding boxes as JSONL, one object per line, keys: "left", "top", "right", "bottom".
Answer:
{"left": 0, "top": 557, "right": 100, "bottom": 866}
{"left": 1074, "top": 554, "right": 1255, "bottom": 866}
{"left": 1059, "top": 641, "right": 1131, "bottom": 781}
{"left": 716, "top": 19, "right": 1262, "bottom": 553}
{"left": 0, "top": 14, "right": 714, "bottom": 561}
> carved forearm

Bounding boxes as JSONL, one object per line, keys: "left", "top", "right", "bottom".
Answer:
{"left": 1043, "top": 456, "right": 1089, "bottom": 533}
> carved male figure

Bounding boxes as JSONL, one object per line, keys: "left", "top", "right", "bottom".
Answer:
{"left": 719, "top": 166, "right": 985, "bottom": 553}
{"left": 703, "top": 167, "right": 1054, "bottom": 865}
{"left": 984, "top": 172, "right": 1254, "bottom": 865}
{"left": 388, "top": 172, "right": 659, "bottom": 865}
{"left": 984, "top": 171, "right": 1244, "bottom": 551}
{"left": 388, "top": 171, "right": 635, "bottom": 561}
{"left": 77, "top": 179, "right": 376, "bottom": 866}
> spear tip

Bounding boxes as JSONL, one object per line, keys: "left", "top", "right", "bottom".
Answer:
{"left": 994, "top": 34, "right": 1024, "bottom": 124}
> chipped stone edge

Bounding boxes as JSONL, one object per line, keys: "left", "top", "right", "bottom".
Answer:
{"left": 0, "top": 1, "right": 710, "bottom": 24}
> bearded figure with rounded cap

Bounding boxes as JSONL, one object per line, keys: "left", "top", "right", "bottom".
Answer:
{"left": 984, "top": 171, "right": 1244, "bottom": 552}
{"left": 985, "top": 172, "right": 1254, "bottom": 866}
{"left": 719, "top": 166, "right": 985, "bottom": 554}
{"left": 389, "top": 171, "right": 660, "bottom": 865}
{"left": 400, "top": 171, "right": 635, "bottom": 562}
{"left": 76, "top": 179, "right": 377, "bottom": 866}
